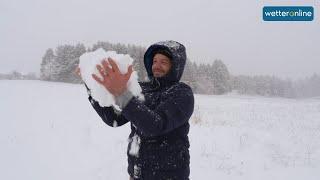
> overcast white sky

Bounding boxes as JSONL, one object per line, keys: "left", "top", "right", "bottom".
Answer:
{"left": 0, "top": 0, "right": 319, "bottom": 79}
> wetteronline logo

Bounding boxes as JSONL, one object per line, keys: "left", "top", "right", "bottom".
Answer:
{"left": 263, "top": 6, "right": 314, "bottom": 21}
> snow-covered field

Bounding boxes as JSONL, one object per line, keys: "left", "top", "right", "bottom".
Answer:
{"left": 1, "top": 80, "right": 320, "bottom": 180}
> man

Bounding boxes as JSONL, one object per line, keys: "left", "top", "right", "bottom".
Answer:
{"left": 81, "top": 40, "right": 194, "bottom": 180}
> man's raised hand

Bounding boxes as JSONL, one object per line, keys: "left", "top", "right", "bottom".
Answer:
{"left": 92, "top": 57, "right": 133, "bottom": 97}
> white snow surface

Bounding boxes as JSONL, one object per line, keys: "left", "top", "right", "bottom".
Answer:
{"left": 1, "top": 80, "right": 320, "bottom": 180}
{"left": 79, "top": 48, "right": 143, "bottom": 107}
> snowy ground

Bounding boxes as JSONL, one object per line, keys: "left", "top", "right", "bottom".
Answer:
{"left": 1, "top": 80, "right": 320, "bottom": 180}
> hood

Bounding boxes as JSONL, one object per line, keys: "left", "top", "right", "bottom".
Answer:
{"left": 144, "top": 40, "right": 187, "bottom": 84}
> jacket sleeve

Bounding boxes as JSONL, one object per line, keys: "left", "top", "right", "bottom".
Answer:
{"left": 121, "top": 84, "right": 194, "bottom": 137}
{"left": 84, "top": 83, "right": 129, "bottom": 127}
{"left": 88, "top": 96, "right": 129, "bottom": 127}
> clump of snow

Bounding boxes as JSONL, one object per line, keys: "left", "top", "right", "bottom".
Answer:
{"left": 79, "top": 48, "right": 144, "bottom": 107}
{"left": 156, "top": 40, "right": 181, "bottom": 50}
{"left": 113, "top": 120, "right": 118, "bottom": 127}
{"left": 129, "top": 134, "right": 141, "bottom": 157}
{"left": 133, "top": 165, "right": 141, "bottom": 178}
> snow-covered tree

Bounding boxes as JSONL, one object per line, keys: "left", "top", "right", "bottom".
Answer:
{"left": 40, "top": 48, "right": 55, "bottom": 81}
{"left": 52, "top": 43, "right": 86, "bottom": 82}
{"left": 211, "top": 59, "right": 231, "bottom": 94}
{"left": 91, "top": 41, "right": 113, "bottom": 52}
{"left": 181, "top": 59, "right": 197, "bottom": 90}
{"left": 127, "top": 44, "right": 147, "bottom": 81}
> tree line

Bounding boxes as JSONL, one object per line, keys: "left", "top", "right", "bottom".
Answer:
{"left": 0, "top": 71, "right": 38, "bottom": 80}
{"left": 3, "top": 41, "right": 319, "bottom": 98}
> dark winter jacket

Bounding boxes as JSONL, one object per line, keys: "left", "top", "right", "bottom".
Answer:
{"left": 88, "top": 40, "right": 194, "bottom": 180}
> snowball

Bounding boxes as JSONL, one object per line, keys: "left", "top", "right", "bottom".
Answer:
{"left": 79, "top": 48, "right": 144, "bottom": 108}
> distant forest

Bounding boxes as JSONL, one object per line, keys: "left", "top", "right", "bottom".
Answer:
{"left": 1, "top": 41, "right": 319, "bottom": 98}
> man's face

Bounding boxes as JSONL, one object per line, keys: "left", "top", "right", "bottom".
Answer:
{"left": 152, "top": 53, "right": 172, "bottom": 78}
